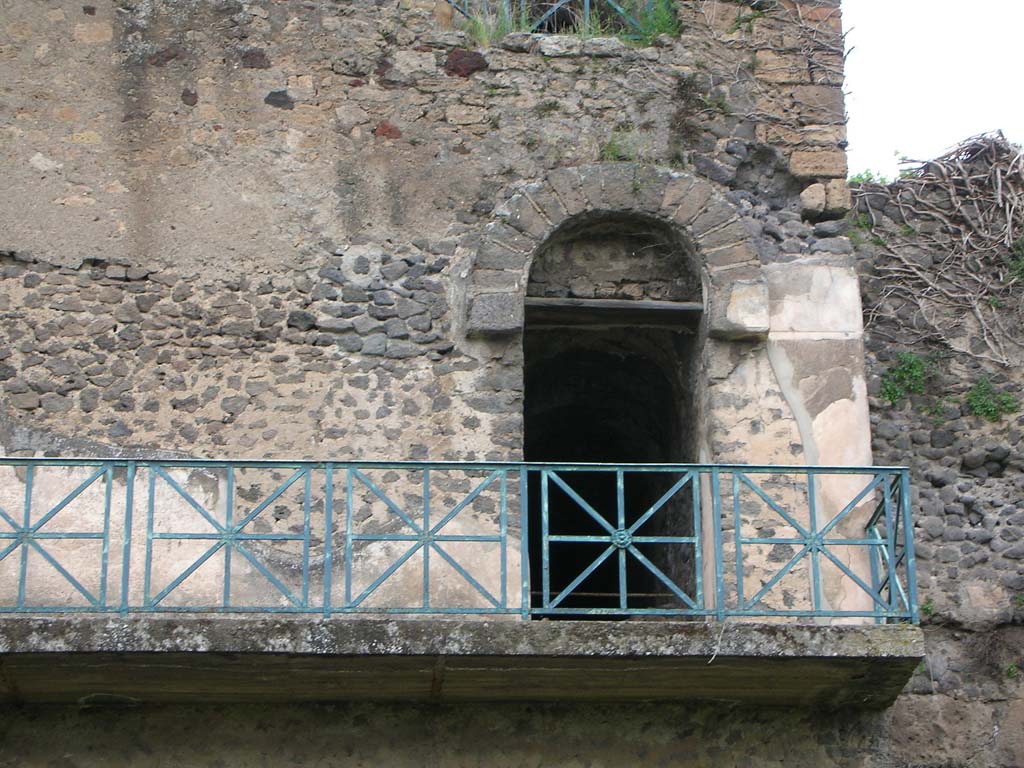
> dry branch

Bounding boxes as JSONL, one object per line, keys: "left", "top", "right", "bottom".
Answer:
{"left": 855, "top": 132, "right": 1024, "bottom": 366}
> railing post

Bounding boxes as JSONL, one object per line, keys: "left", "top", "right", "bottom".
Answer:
{"left": 541, "top": 469, "right": 551, "bottom": 610}
{"left": 223, "top": 464, "right": 233, "bottom": 610}
{"left": 807, "top": 470, "right": 821, "bottom": 614}
{"left": 323, "top": 463, "right": 334, "bottom": 617}
{"left": 143, "top": 465, "right": 156, "bottom": 609}
{"left": 422, "top": 468, "right": 430, "bottom": 610}
{"left": 867, "top": 479, "right": 882, "bottom": 625}
{"left": 732, "top": 471, "right": 743, "bottom": 615}
{"left": 499, "top": 469, "right": 508, "bottom": 611}
{"left": 901, "top": 469, "right": 920, "bottom": 624}
{"left": 711, "top": 468, "right": 725, "bottom": 621}
{"left": 691, "top": 470, "right": 703, "bottom": 611}
{"left": 99, "top": 463, "right": 113, "bottom": 610}
{"left": 17, "top": 465, "right": 32, "bottom": 610}
{"left": 616, "top": 469, "right": 627, "bottom": 612}
{"left": 520, "top": 467, "right": 531, "bottom": 619}
{"left": 345, "top": 467, "right": 354, "bottom": 609}
{"left": 120, "top": 462, "right": 136, "bottom": 617}
{"left": 301, "top": 466, "right": 312, "bottom": 609}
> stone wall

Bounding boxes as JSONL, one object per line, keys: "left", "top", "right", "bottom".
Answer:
{"left": 4, "top": 1, "right": 1008, "bottom": 766}
{"left": 849, "top": 175, "right": 1024, "bottom": 768}
{"left": 8, "top": 163, "right": 1023, "bottom": 767}
{"left": 0, "top": 0, "right": 878, "bottom": 615}
{"left": 1, "top": 0, "right": 853, "bottom": 464}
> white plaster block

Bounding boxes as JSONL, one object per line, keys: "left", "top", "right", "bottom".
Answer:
{"left": 766, "top": 264, "right": 864, "bottom": 334}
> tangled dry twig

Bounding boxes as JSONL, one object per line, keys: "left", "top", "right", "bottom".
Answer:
{"left": 854, "top": 132, "right": 1024, "bottom": 366}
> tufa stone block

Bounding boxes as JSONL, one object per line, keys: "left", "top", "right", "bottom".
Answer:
{"left": 800, "top": 183, "right": 827, "bottom": 219}
{"left": 754, "top": 51, "right": 810, "bottom": 84}
{"left": 789, "top": 150, "right": 848, "bottom": 179}
{"left": 709, "top": 278, "right": 770, "bottom": 340}
{"left": 466, "top": 293, "right": 523, "bottom": 336}
{"left": 824, "top": 178, "right": 852, "bottom": 216}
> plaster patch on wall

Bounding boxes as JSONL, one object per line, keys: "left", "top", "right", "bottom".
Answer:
{"left": 765, "top": 342, "right": 818, "bottom": 465}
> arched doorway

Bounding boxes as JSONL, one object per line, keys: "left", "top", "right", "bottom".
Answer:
{"left": 523, "top": 213, "right": 703, "bottom": 614}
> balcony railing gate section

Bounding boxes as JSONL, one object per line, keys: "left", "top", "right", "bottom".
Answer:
{"left": 0, "top": 459, "right": 919, "bottom": 623}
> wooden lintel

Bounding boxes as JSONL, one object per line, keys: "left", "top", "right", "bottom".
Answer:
{"left": 524, "top": 297, "right": 704, "bottom": 329}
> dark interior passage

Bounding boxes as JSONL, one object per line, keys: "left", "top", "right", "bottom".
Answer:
{"left": 524, "top": 329, "right": 698, "bottom": 614}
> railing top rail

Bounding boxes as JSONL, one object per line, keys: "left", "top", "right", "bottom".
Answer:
{"left": 0, "top": 457, "right": 911, "bottom": 473}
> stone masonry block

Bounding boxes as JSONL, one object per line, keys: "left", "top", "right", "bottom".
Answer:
{"left": 709, "top": 278, "right": 770, "bottom": 340}
{"left": 800, "top": 183, "right": 827, "bottom": 218}
{"left": 662, "top": 174, "right": 700, "bottom": 208}
{"left": 824, "top": 178, "right": 852, "bottom": 216}
{"left": 698, "top": 219, "right": 749, "bottom": 252}
{"left": 475, "top": 239, "right": 529, "bottom": 270}
{"left": 754, "top": 51, "right": 810, "bottom": 84}
{"left": 466, "top": 292, "right": 523, "bottom": 336}
{"left": 765, "top": 263, "right": 863, "bottom": 334}
{"left": 789, "top": 150, "right": 848, "bottom": 179}
{"left": 524, "top": 188, "right": 568, "bottom": 227}
{"left": 472, "top": 269, "right": 524, "bottom": 290}
{"left": 628, "top": 165, "right": 671, "bottom": 214}
{"left": 668, "top": 181, "right": 714, "bottom": 227}
{"left": 482, "top": 221, "right": 537, "bottom": 254}
{"left": 756, "top": 123, "right": 847, "bottom": 148}
{"left": 545, "top": 167, "right": 588, "bottom": 216}
{"left": 705, "top": 241, "right": 758, "bottom": 269}
{"left": 690, "top": 202, "right": 737, "bottom": 238}
{"left": 788, "top": 86, "right": 845, "bottom": 123}
{"left": 538, "top": 36, "right": 583, "bottom": 57}
{"left": 502, "top": 195, "right": 552, "bottom": 240}
{"left": 575, "top": 163, "right": 614, "bottom": 210}
{"left": 573, "top": 163, "right": 627, "bottom": 211}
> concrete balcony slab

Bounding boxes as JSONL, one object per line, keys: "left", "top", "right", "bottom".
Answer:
{"left": 0, "top": 617, "right": 923, "bottom": 708}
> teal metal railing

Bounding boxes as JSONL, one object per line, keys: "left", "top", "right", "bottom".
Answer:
{"left": 445, "top": 0, "right": 655, "bottom": 37}
{"left": 0, "top": 459, "right": 918, "bottom": 623}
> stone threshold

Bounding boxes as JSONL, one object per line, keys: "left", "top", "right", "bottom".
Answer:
{"left": 0, "top": 617, "right": 924, "bottom": 708}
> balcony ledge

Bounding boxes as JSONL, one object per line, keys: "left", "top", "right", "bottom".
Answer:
{"left": 0, "top": 616, "right": 924, "bottom": 708}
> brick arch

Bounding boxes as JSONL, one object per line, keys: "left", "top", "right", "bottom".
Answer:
{"left": 463, "top": 162, "right": 768, "bottom": 340}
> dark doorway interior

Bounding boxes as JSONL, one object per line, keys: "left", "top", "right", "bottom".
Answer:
{"left": 524, "top": 328, "right": 698, "bottom": 614}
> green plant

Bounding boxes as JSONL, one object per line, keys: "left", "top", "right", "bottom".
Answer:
{"left": 965, "top": 377, "right": 1018, "bottom": 422}
{"left": 920, "top": 597, "right": 934, "bottom": 617}
{"left": 1008, "top": 238, "right": 1024, "bottom": 281}
{"left": 988, "top": 296, "right": 1004, "bottom": 309}
{"left": 462, "top": 8, "right": 530, "bottom": 48}
{"left": 636, "top": 0, "right": 681, "bottom": 43}
{"left": 1007, "top": 664, "right": 1020, "bottom": 680}
{"left": 1015, "top": 594, "right": 1024, "bottom": 607}
{"left": 848, "top": 169, "right": 891, "bottom": 185}
{"left": 880, "top": 352, "right": 932, "bottom": 406}
{"left": 599, "top": 132, "right": 633, "bottom": 161}
{"left": 534, "top": 99, "right": 561, "bottom": 117}
{"left": 700, "top": 93, "right": 730, "bottom": 114}
{"left": 849, "top": 212, "right": 875, "bottom": 231}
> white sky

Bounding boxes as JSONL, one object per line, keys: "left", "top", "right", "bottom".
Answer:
{"left": 843, "top": 0, "right": 1024, "bottom": 179}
